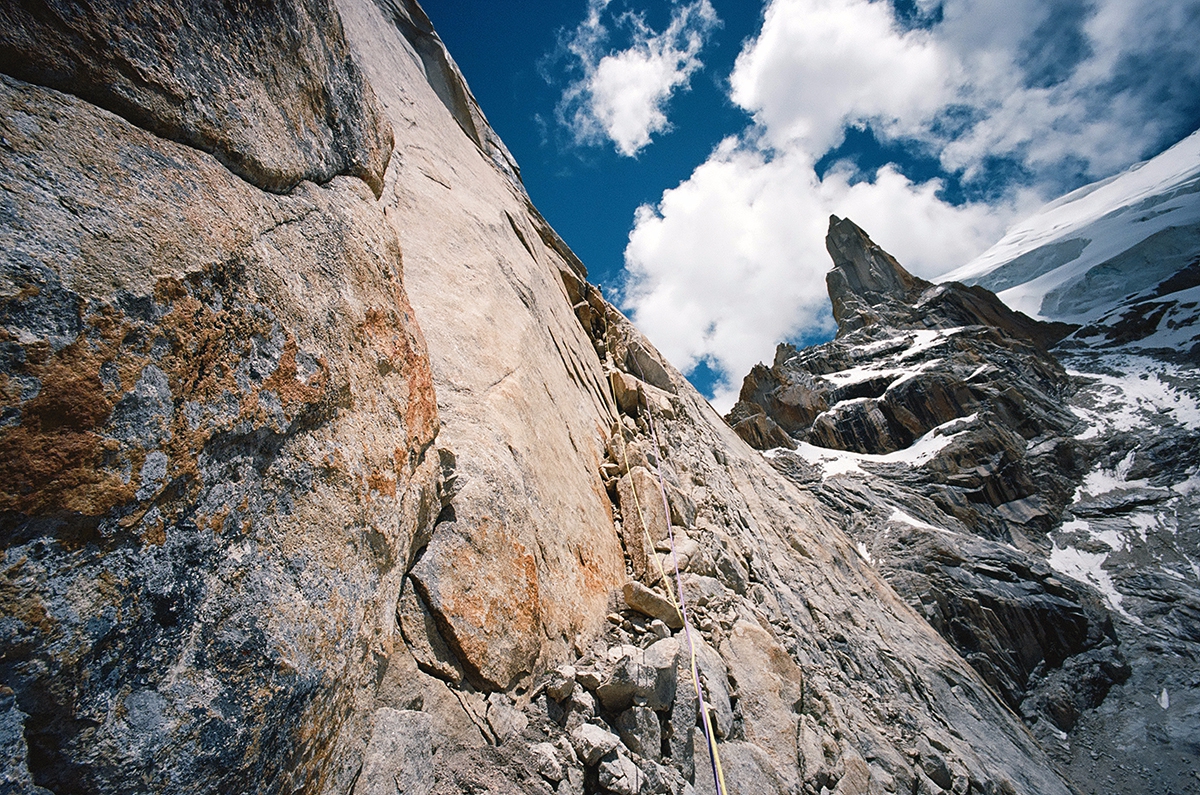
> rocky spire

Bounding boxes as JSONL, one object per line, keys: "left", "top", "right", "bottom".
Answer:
{"left": 825, "top": 215, "right": 931, "bottom": 332}
{"left": 822, "top": 215, "right": 1075, "bottom": 347}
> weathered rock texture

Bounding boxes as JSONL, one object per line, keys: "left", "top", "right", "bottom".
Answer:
{"left": 731, "top": 216, "right": 1200, "bottom": 795}
{"left": 0, "top": 117, "right": 440, "bottom": 795}
{"left": 731, "top": 217, "right": 1126, "bottom": 714}
{"left": 0, "top": 5, "right": 434, "bottom": 793}
{"left": 0, "top": 2, "right": 1108, "bottom": 795}
{"left": 0, "top": 0, "right": 394, "bottom": 196}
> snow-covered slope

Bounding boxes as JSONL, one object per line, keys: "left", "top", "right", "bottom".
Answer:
{"left": 944, "top": 130, "right": 1200, "bottom": 324}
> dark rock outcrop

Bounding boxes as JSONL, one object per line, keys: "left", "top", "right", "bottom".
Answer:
{"left": 825, "top": 214, "right": 930, "bottom": 331}
{"left": 731, "top": 215, "right": 1129, "bottom": 735}
{"left": 827, "top": 215, "right": 1075, "bottom": 348}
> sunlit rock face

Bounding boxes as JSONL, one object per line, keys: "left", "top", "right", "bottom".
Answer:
{"left": 0, "top": 6, "right": 440, "bottom": 789}
{"left": 0, "top": 0, "right": 394, "bottom": 196}
{"left": 0, "top": 2, "right": 1126, "bottom": 795}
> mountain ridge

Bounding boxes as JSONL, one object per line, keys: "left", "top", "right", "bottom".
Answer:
{"left": 1, "top": 2, "right": 1195, "bottom": 794}
{"left": 729, "top": 208, "right": 1200, "bottom": 795}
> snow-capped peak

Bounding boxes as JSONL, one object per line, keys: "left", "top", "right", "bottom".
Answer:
{"left": 942, "top": 129, "right": 1200, "bottom": 323}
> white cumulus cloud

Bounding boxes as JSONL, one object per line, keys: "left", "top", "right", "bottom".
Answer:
{"left": 730, "top": 0, "right": 955, "bottom": 154}
{"left": 623, "top": 0, "right": 1200, "bottom": 411}
{"left": 556, "top": 0, "right": 719, "bottom": 157}
{"left": 625, "top": 141, "right": 1016, "bottom": 411}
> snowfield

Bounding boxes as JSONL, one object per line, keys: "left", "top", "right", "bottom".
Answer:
{"left": 943, "top": 130, "right": 1200, "bottom": 323}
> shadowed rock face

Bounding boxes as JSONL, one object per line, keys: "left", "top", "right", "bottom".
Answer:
{"left": 730, "top": 215, "right": 1129, "bottom": 735}
{"left": 0, "top": 0, "right": 393, "bottom": 196}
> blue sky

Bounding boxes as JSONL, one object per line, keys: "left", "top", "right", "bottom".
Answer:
{"left": 420, "top": 1, "right": 764, "bottom": 288}
{"left": 421, "top": 0, "right": 1200, "bottom": 409}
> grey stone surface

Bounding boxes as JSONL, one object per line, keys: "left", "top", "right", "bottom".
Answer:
{"left": 0, "top": 0, "right": 393, "bottom": 195}
{"left": 398, "top": 575, "right": 465, "bottom": 684}
{"left": 354, "top": 709, "right": 434, "bottom": 795}
{"left": 485, "top": 693, "right": 529, "bottom": 744}
{"left": 618, "top": 467, "right": 671, "bottom": 584}
{"left": 614, "top": 705, "right": 661, "bottom": 759}
{"left": 529, "top": 742, "right": 564, "bottom": 783}
{"left": 596, "top": 641, "right": 678, "bottom": 712}
{"left": 597, "top": 751, "right": 643, "bottom": 795}
{"left": 409, "top": 519, "right": 542, "bottom": 691}
{"left": 0, "top": 61, "right": 441, "bottom": 794}
{"left": 545, "top": 665, "right": 577, "bottom": 702}
{"left": 569, "top": 723, "right": 619, "bottom": 766}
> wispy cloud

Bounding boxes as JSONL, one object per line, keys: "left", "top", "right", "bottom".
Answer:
{"left": 623, "top": 0, "right": 1200, "bottom": 410}
{"left": 553, "top": 0, "right": 719, "bottom": 157}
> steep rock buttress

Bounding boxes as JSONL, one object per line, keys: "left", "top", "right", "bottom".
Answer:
{"left": 3, "top": 3, "right": 1082, "bottom": 795}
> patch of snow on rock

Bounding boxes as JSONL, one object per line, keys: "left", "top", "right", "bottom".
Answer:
{"left": 898, "top": 328, "right": 965, "bottom": 361}
{"left": 785, "top": 414, "right": 975, "bottom": 480}
{"left": 1048, "top": 540, "right": 1141, "bottom": 625}
{"left": 1068, "top": 355, "right": 1200, "bottom": 435}
{"left": 888, "top": 508, "right": 952, "bottom": 535}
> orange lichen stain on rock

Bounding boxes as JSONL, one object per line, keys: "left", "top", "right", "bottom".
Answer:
{"left": 0, "top": 426, "right": 128, "bottom": 516}
{"left": 140, "top": 514, "right": 167, "bottom": 546}
{"left": 0, "top": 559, "right": 56, "bottom": 640}
{"left": 0, "top": 328, "right": 137, "bottom": 518}
{"left": 261, "top": 337, "right": 327, "bottom": 414}
{"left": 365, "top": 468, "right": 397, "bottom": 498}
{"left": 0, "top": 259, "right": 344, "bottom": 540}
{"left": 288, "top": 686, "right": 353, "bottom": 795}
{"left": 431, "top": 517, "right": 543, "bottom": 688}
{"left": 575, "top": 540, "right": 612, "bottom": 606}
{"left": 392, "top": 288, "right": 439, "bottom": 456}
{"left": 157, "top": 278, "right": 259, "bottom": 404}
{"left": 181, "top": 505, "right": 229, "bottom": 543}
{"left": 151, "top": 267, "right": 336, "bottom": 493}
{"left": 359, "top": 287, "right": 439, "bottom": 470}
{"left": 391, "top": 444, "right": 410, "bottom": 482}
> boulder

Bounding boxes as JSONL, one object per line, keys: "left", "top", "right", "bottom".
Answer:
{"left": 694, "top": 740, "right": 790, "bottom": 795}
{"left": 545, "top": 665, "right": 577, "bottom": 702}
{"left": 530, "top": 742, "right": 564, "bottom": 783}
{"left": 614, "top": 705, "right": 661, "bottom": 759}
{"left": 719, "top": 619, "right": 804, "bottom": 790}
{"left": 596, "top": 640, "right": 679, "bottom": 712}
{"left": 409, "top": 519, "right": 542, "bottom": 691}
{"left": 485, "top": 693, "right": 529, "bottom": 744}
{"left": 597, "top": 751, "right": 643, "bottom": 795}
{"left": 569, "top": 723, "right": 620, "bottom": 766}
{"left": 623, "top": 580, "right": 684, "bottom": 629}
{"left": 691, "top": 635, "right": 734, "bottom": 740}
{"left": 0, "top": 64, "right": 441, "bottom": 794}
{"left": 398, "top": 576, "right": 465, "bottom": 684}
{"left": 610, "top": 370, "right": 646, "bottom": 417}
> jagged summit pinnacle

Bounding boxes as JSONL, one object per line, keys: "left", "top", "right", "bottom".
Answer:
{"left": 825, "top": 215, "right": 930, "bottom": 332}
{"left": 823, "top": 215, "right": 1074, "bottom": 347}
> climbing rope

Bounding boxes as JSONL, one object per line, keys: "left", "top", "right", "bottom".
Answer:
{"left": 603, "top": 324, "right": 729, "bottom": 795}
